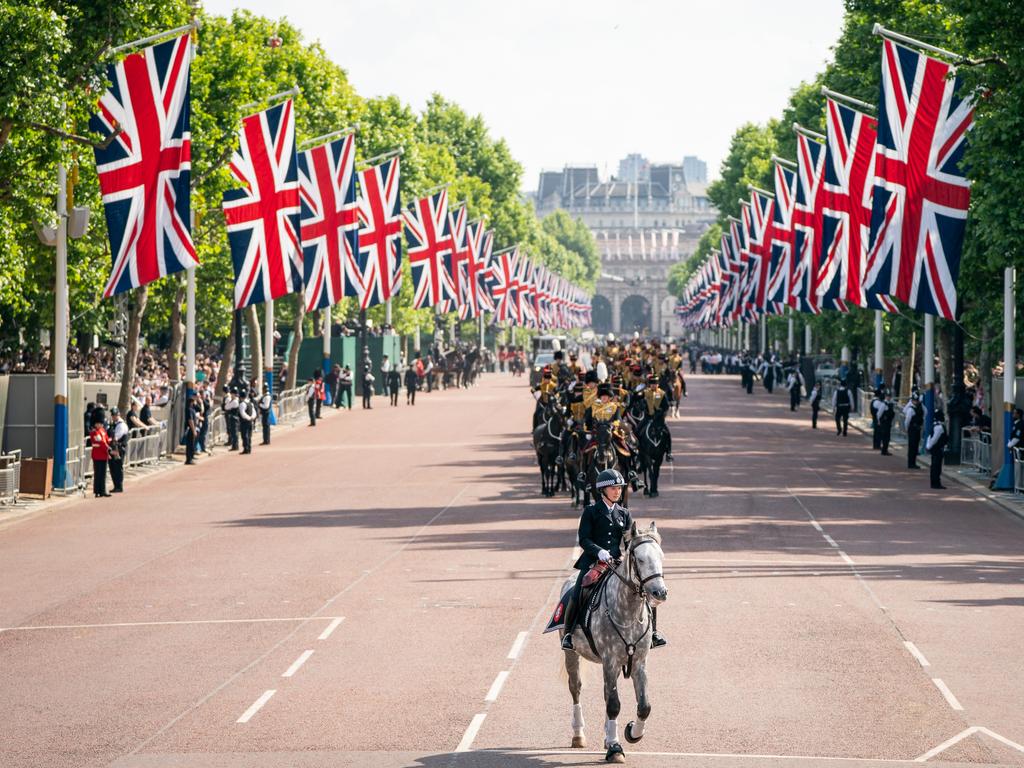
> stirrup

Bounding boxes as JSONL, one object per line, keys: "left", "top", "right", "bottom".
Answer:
{"left": 555, "top": 455, "right": 564, "bottom": 465}
{"left": 665, "top": 453, "right": 674, "bottom": 462}
{"left": 651, "top": 632, "right": 667, "bottom": 648}
{"left": 561, "top": 633, "right": 575, "bottom": 650}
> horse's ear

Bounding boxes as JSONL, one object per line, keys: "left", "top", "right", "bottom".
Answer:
{"left": 630, "top": 521, "right": 638, "bottom": 536}
{"left": 651, "top": 521, "right": 657, "bottom": 531}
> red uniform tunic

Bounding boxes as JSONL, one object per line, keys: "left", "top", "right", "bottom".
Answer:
{"left": 90, "top": 425, "right": 111, "bottom": 461}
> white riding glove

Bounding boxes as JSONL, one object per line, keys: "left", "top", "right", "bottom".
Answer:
{"left": 598, "top": 549, "right": 612, "bottom": 563}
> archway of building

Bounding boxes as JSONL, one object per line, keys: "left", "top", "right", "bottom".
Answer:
{"left": 591, "top": 295, "right": 612, "bottom": 335}
{"left": 620, "top": 294, "right": 651, "bottom": 335}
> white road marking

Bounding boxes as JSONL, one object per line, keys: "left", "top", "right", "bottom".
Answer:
{"left": 839, "top": 551, "right": 856, "bottom": 566}
{"left": 903, "top": 641, "right": 930, "bottom": 667}
{"left": 915, "top": 726, "right": 1024, "bottom": 761}
{"left": 456, "top": 713, "right": 487, "bottom": 752}
{"left": 823, "top": 534, "right": 838, "bottom": 547}
{"left": 282, "top": 650, "right": 314, "bottom": 678}
{"left": 521, "top": 748, "right": 915, "bottom": 763}
{"left": 484, "top": 670, "right": 510, "bottom": 702}
{"left": 809, "top": 519, "right": 824, "bottom": 532}
{"left": 0, "top": 616, "right": 346, "bottom": 633}
{"left": 507, "top": 631, "right": 528, "bottom": 660}
{"left": 318, "top": 617, "right": 344, "bottom": 640}
{"left": 931, "top": 678, "right": 964, "bottom": 710}
{"left": 236, "top": 690, "right": 275, "bottom": 723}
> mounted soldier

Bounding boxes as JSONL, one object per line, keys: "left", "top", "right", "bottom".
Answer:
{"left": 532, "top": 366, "right": 558, "bottom": 430}
{"left": 643, "top": 374, "right": 673, "bottom": 463}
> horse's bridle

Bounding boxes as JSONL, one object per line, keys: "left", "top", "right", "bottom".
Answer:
{"left": 608, "top": 534, "right": 664, "bottom": 598}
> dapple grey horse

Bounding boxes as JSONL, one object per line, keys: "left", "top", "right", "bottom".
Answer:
{"left": 559, "top": 522, "right": 668, "bottom": 763}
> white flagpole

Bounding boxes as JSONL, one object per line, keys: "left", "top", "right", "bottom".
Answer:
{"left": 874, "top": 310, "right": 884, "bottom": 388}
{"left": 53, "top": 157, "right": 69, "bottom": 490}
{"left": 264, "top": 299, "right": 274, "bottom": 394}
{"left": 994, "top": 267, "right": 1017, "bottom": 489}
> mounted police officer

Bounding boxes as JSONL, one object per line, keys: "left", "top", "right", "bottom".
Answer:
{"left": 562, "top": 469, "right": 666, "bottom": 651}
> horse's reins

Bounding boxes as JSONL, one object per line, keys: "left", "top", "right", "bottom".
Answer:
{"left": 599, "top": 535, "right": 664, "bottom": 678}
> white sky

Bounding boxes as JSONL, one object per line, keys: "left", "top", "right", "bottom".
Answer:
{"left": 203, "top": 0, "right": 845, "bottom": 189}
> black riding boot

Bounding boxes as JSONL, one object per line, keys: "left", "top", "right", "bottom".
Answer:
{"left": 651, "top": 606, "right": 667, "bottom": 648}
{"left": 561, "top": 572, "right": 585, "bottom": 650}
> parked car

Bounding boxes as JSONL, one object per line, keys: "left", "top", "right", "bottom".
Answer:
{"left": 529, "top": 352, "right": 555, "bottom": 387}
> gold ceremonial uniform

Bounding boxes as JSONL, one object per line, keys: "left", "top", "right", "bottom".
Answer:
{"left": 570, "top": 399, "right": 587, "bottom": 422}
{"left": 645, "top": 387, "right": 666, "bottom": 416}
{"left": 582, "top": 385, "right": 598, "bottom": 410}
{"left": 537, "top": 379, "right": 557, "bottom": 403}
{"left": 591, "top": 400, "right": 619, "bottom": 423}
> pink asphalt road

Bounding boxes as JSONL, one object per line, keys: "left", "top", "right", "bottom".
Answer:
{"left": 1, "top": 373, "right": 1022, "bottom": 768}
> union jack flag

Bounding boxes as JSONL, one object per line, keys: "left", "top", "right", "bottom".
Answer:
{"left": 458, "top": 221, "right": 486, "bottom": 319}
{"left": 817, "top": 98, "right": 896, "bottom": 313}
{"left": 748, "top": 190, "right": 773, "bottom": 313}
{"left": 447, "top": 203, "right": 470, "bottom": 307}
{"left": 791, "top": 132, "right": 824, "bottom": 314}
{"left": 472, "top": 228, "right": 496, "bottom": 314}
{"left": 91, "top": 34, "right": 197, "bottom": 298}
{"left": 864, "top": 38, "right": 974, "bottom": 319}
{"left": 223, "top": 100, "right": 301, "bottom": 308}
{"left": 517, "top": 257, "right": 537, "bottom": 328}
{"left": 768, "top": 165, "right": 797, "bottom": 314}
{"left": 355, "top": 157, "right": 402, "bottom": 309}
{"left": 298, "top": 133, "right": 359, "bottom": 312}
{"left": 404, "top": 189, "right": 454, "bottom": 309}
{"left": 490, "top": 247, "right": 519, "bottom": 324}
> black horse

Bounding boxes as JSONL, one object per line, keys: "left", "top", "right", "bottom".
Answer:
{"left": 639, "top": 414, "right": 671, "bottom": 497}
{"left": 582, "top": 422, "right": 629, "bottom": 506}
{"left": 533, "top": 406, "right": 566, "bottom": 497}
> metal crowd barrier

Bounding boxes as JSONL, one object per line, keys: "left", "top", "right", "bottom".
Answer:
{"left": 1014, "top": 447, "right": 1024, "bottom": 496}
{"left": 275, "top": 386, "right": 308, "bottom": 422}
{"left": 0, "top": 449, "right": 22, "bottom": 504}
{"left": 124, "top": 425, "right": 165, "bottom": 468}
{"left": 977, "top": 431, "right": 993, "bottom": 476}
{"left": 62, "top": 444, "right": 85, "bottom": 494}
{"left": 960, "top": 427, "right": 980, "bottom": 469}
{"left": 206, "top": 408, "right": 227, "bottom": 449}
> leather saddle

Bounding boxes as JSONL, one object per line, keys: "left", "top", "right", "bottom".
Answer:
{"left": 544, "top": 564, "right": 612, "bottom": 635}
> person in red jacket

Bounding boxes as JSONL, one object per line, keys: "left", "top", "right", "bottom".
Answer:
{"left": 89, "top": 411, "right": 112, "bottom": 498}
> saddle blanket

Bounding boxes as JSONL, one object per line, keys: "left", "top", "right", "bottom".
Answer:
{"left": 543, "top": 563, "right": 609, "bottom": 634}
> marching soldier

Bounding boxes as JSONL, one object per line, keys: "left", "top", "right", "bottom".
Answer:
{"left": 258, "top": 385, "right": 273, "bottom": 445}
{"left": 903, "top": 391, "right": 924, "bottom": 469}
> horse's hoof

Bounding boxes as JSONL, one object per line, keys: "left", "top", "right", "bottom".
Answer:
{"left": 624, "top": 721, "right": 643, "bottom": 744}
{"left": 605, "top": 742, "right": 626, "bottom": 763}
{"left": 570, "top": 735, "right": 586, "bottom": 749}
{"left": 651, "top": 491, "right": 659, "bottom": 498}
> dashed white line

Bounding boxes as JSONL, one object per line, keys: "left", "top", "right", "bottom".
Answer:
{"left": 484, "top": 670, "right": 510, "bottom": 702}
{"left": 809, "top": 519, "right": 824, "bottom": 532}
{"left": 456, "top": 713, "right": 487, "bottom": 752}
{"left": 839, "top": 551, "right": 856, "bottom": 566}
{"left": 931, "top": 678, "right": 964, "bottom": 710}
{"left": 282, "top": 650, "right": 314, "bottom": 678}
{"left": 507, "top": 631, "right": 528, "bottom": 660}
{"left": 236, "top": 689, "right": 275, "bottom": 723}
{"left": 823, "top": 534, "right": 838, "bottom": 547}
{"left": 318, "top": 617, "right": 345, "bottom": 640}
{"left": 904, "top": 641, "right": 930, "bottom": 667}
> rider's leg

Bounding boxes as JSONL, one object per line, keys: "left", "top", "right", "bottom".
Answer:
{"left": 665, "top": 427, "right": 673, "bottom": 462}
{"left": 561, "top": 569, "right": 586, "bottom": 650}
{"left": 651, "top": 606, "right": 667, "bottom": 648}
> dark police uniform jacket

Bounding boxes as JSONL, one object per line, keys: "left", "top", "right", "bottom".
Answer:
{"left": 573, "top": 498, "right": 633, "bottom": 571}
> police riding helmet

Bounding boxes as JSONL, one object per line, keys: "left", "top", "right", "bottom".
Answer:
{"left": 595, "top": 468, "right": 626, "bottom": 489}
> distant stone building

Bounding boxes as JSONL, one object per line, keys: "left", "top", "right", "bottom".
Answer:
{"left": 535, "top": 155, "right": 717, "bottom": 337}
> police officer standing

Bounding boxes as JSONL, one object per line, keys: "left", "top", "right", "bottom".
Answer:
{"left": 926, "top": 409, "right": 949, "bottom": 489}
{"left": 903, "top": 391, "right": 924, "bottom": 469}
{"left": 238, "top": 385, "right": 256, "bottom": 454}
{"left": 108, "top": 407, "right": 129, "bottom": 492}
{"left": 184, "top": 394, "right": 198, "bottom": 465}
{"left": 809, "top": 381, "right": 822, "bottom": 428}
{"left": 224, "top": 386, "right": 240, "bottom": 451}
{"left": 786, "top": 367, "right": 804, "bottom": 411}
{"left": 832, "top": 380, "right": 853, "bottom": 436}
{"left": 258, "top": 385, "right": 273, "bottom": 445}
{"left": 877, "top": 390, "right": 895, "bottom": 456}
{"left": 870, "top": 388, "right": 884, "bottom": 450}
{"left": 361, "top": 365, "right": 375, "bottom": 409}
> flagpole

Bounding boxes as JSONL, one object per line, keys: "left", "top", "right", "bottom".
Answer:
{"left": 322, "top": 305, "right": 332, "bottom": 404}
{"left": 358, "top": 147, "right": 403, "bottom": 169}
{"left": 107, "top": 21, "right": 199, "bottom": 56}
{"left": 787, "top": 307, "right": 794, "bottom": 354}
{"left": 872, "top": 23, "right": 964, "bottom": 62}
{"left": 923, "top": 313, "right": 935, "bottom": 435}
{"left": 994, "top": 267, "right": 1017, "bottom": 489}
{"left": 821, "top": 87, "right": 876, "bottom": 113}
{"left": 793, "top": 123, "right": 826, "bottom": 143}
{"left": 771, "top": 155, "right": 797, "bottom": 170}
{"left": 185, "top": 209, "right": 196, "bottom": 396}
{"left": 52, "top": 157, "right": 69, "bottom": 491}
{"left": 874, "top": 310, "right": 884, "bottom": 388}
{"left": 240, "top": 85, "right": 300, "bottom": 112}
{"left": 264, "top": 299, "right": 274, "bottom": 396}
{"left": 804, "top": 322, "right": 811, "bottom": 355}
{"left": 299, "top": 124, "right": 358, "bottom": 151}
